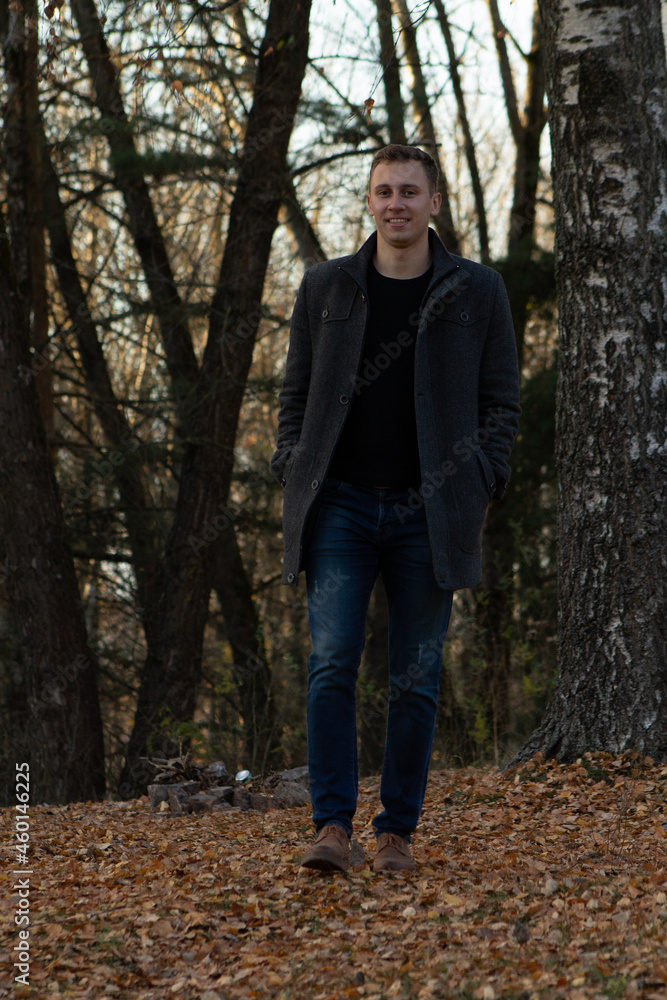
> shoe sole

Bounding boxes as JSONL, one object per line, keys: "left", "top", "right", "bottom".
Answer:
{"left": 300, "top": 853, "right": 350, "bottom": 872}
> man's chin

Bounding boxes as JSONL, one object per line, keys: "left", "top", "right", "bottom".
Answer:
{"left": 380, "top": 231, "right": 419, "bottom": 249}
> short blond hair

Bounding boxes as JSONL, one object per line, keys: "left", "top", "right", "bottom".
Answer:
{"left": 369, "top": 145, "right": 439, "bottom": 195}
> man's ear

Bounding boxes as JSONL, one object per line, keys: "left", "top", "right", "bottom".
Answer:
{"left": 366, "top": 192, "right": 374, "bottom": 217}
{"left": 430, "top": 192, "right": 442, "bottom": 216}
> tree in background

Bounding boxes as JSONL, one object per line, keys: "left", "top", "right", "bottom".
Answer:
{"left": 1, "top": 0, "right": 313, "bottom": 799}
{"left": 517, "top": 0, "right": 667, "bottom": 760}
{"left": 1, "top": 0, "right": 561, "bottom": 799}
{"left": 0, "top": 188, "right": 105, "bottom": 800}
{"left": 355, "top": 0, "right": 556, "bottom": 765}
{"left": 472, "top": 0, "right": 552, "bottom": 757}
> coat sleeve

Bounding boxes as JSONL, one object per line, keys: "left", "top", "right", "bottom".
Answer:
{"left": 270, "top": 270, "right": 313, "bottom": 485}
{"left": 478, "top": 272, "right": 521, "bottom": 499}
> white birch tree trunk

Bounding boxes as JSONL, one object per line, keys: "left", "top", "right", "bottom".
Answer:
{"left": 517, "top": 0, "right": 667, "bottom": 761}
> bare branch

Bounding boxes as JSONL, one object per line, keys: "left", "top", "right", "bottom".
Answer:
{"left": 392, "top": 0, "right": 460, "bottom": 252}
{"left": 486, "top": 0, "right": 523, "bottom": 145}
{"left": 432, "top": 0, "right": 489, "bottom": 261}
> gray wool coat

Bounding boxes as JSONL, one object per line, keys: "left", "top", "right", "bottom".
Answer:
{"left": 270, "top": 228, "right": 520, "bottom": 591}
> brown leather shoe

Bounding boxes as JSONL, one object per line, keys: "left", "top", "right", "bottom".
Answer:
{"left": 373, "top": 832, "right": 416, "bottom": 872}
{"left": 300, "top": 824, "right": 350, "bottom": 872}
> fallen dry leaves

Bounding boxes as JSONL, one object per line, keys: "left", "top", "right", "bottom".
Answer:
{"left": 1, "top": 752, "right": 666, "bottom": 1000}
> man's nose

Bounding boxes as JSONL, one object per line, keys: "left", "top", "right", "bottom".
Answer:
{"left": 388, "top": 192, "right": 404, "bottom": 210}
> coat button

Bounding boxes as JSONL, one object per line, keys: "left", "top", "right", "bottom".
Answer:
{"left": 287, "top": 572, "right": 295, "bottom": 583}
{"left": 339, "top": 394, "right": 349, "bottom": 404}
{"left": 460, "top": 311, "right": 469, "bottom": 322}
{"left": 311, "top": 479, "right": 319, "bottom": 490}
{"left": 280, "top": 477, "right": 286, "bottom": 487}
{"left": 322, "top": 308, "right": 329, "bottom": 318}
{"left": 361, "top": 294, "right": 366, "bottom": 302}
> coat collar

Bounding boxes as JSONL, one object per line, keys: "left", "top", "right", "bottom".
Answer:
{"left": 337, "top": 227, "right": 464, "bottom": 295}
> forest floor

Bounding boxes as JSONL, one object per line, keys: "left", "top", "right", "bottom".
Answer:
{"left": 1, "top": 753, "right": 666, "bottom": 1000}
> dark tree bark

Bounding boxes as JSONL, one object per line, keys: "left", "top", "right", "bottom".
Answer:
{"left": 499, "top": 0, "right": 548, "bottom": 359}
{"left": 0, "top": 207, "right": 106, "bottom": 802}
{"left": 515, "top": 0, "right": 667, "bottom": 762}
{"left": 22, "top": 0, "right": 52, "bottom": 447}
{"left": 375, "top": 0, "right": 407, "bottom": 145}
{"left": 39, "top": 131, "right": 161, "bottom": 625}
{"left": 432, "top": 0, "right": 489, "bottom": 262}
{"left": 212, "top": 528, "right": 278, "bottom": 775}
{"left": 282, "top": 175, "right": 327, "bottom": 267}
{"left": 65, "top": 0, "right": 310, "bottom": 791}
{"left": 71, "top": 0, "right": 200, "bottom": 407}
{"left": 391, "top": 0, "right": 460, "bottom": 253}
{"left": 119, "top": 0, "right": 313, "bottom": 793}
{"left": 475, "top": 0, "right": 548, "bottom": 754}
{"left": 2, "top": 0, "right": 50, "bottom": 427}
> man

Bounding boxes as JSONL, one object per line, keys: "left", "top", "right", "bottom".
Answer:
{"left": 271, "top": 145, "right": 520, "bottom": 873}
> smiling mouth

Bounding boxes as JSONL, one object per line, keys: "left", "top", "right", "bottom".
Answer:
{"left": 387, "top": 218, "right": 408, "bottom": 224}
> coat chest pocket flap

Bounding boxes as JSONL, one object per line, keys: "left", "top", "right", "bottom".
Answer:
{"left": 442, "top": 305, "right": 489, "bottom": 328}
{"left": 308, "top": 287, "right": 357, "bottom": 324}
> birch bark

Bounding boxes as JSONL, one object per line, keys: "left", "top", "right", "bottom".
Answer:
{"left": 517, "top": 0, "right": 667, "bottom": 761}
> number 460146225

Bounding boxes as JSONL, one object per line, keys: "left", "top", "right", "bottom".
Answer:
{"left": 15, "top": 764, "right": 30, "bottom": 863}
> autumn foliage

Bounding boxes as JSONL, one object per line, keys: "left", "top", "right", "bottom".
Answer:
{"left": 1, "top": 753, "right": 666, "bottom": 999}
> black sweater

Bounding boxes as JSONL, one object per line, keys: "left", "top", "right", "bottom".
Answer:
{"left": 328, "top": 262, "right": 433, "bottom": 489}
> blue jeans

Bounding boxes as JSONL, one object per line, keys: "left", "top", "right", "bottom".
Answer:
{"left": 304, "top": 478, "right": 453, "bottom": 841}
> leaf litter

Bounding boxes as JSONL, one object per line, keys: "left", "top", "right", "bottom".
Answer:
{"left": 1, "top": 752, "right": 666, "bottom": 999}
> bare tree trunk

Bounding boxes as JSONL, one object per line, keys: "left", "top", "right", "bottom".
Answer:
{"left": 391, "top": 0, "right": 460, "bottom": 252}
{"left": 432, "top": 0, "right": 489, "bottom": 261}
{"left": 40, "top": 130, "right": 161, "bottom": 625}
{"left": 505, "top": 0, "right": 547, "bottom": 356}
{"left": 1, "top": 0, "right": 105, "bottom": 802}
{"left": 0, "top": 208, "right": 106, "bottom": 802}
{"left": 375, "top": 0, "right": 407, "bottom": 145}
{"left": 21, "top": 0, "right": 52, "bottom": 448}
{"left": 476, "top": 0, "right": 548, "bottom": 755}
{"left": 515, "top": 0, "right": 667, "bottom": 763}
{"left": 119, "top": 0, "right": 313, "bottom": 794}
{"left": 71, "top": 0, "right": 200, "bottom": 406}
{"left": 212, "top": 528, "right": 279, "bottom": 775}
{"left": 282, "top": 175, "right": 326, "bottom": 266}
{"left": 69, "top": 0, "right": 310, "bottom": 790}
{"left": 486, "top": 0, "right": 547, "bottom": 356}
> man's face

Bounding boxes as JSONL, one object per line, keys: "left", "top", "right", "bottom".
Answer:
{"left": 367, "top": 160, "right": 441, "bottom": 251}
